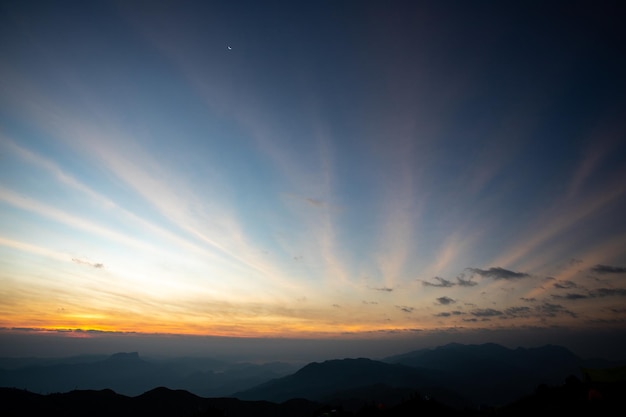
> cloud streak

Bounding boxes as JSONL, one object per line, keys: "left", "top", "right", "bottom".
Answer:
{"left": 468, "top": 267, "right": 530, "bottom": 280}
{"left": 591, "top": 264, "right": 626, "bottom": 274}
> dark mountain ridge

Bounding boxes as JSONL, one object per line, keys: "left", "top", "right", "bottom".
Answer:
{"left": 234, "top": 357, "right": 465, "bottom": 407}
{"left": 381, "top": 342, "right": 621, "bottom": 406}
{"left": 235, "top": 342, "right": 625, "bottom": 409}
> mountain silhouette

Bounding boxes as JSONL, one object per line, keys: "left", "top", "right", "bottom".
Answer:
{"left": 0, "top": 352, "right": 296, "bottom": 397}
{"left": 233, "top": 357, "right": 468, "bottom": 409}
{"left": 234, "top": 343, "right": 624, "bottom": 409}
{"left": 2, "top": 343, "right": 624, "bottom": 412}
{"left": 383, "top": 342, "right": 605, "bottom": 406}
{"left": 0, "top": 386, "right": 321, "bottom": 417}
{"left": 3, "top": 343, "right": 626, "bottom": 415}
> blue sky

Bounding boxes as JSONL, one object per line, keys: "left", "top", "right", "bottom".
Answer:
{"left": 1, "top": 0, "right": 626, "bottom": 357}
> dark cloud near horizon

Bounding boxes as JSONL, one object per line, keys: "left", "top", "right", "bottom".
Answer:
{"left": 435, "top": 310, "right": 464, "bottom": 318}
{"left": 536, "top": 302, "right": 576, "bottom": 318}
{"left": 468, "top": 267, "right": 529, "bottom": 280}
{"left": 591, "top": 288, "right": 626, "bottom": 297}
{"left": 505, "top": 306, "right": 532, "bottom": 316}
{"left": 550, "top": 287, "right": 626, "bottom": 300}
{"left": 553, "top": 293, "right": 589, "bottom": 300}
{"left": 471, "top": 308, "right": 503, "bottom": 317}
{"left": 466, "top": 303, "right": 576, "bottom": 320}
{"left": 423, "top": 276, "right": 454, "bottom": 287}
{"left": 395, "top": 305, "right": 414, "bottom": 313}
{"left": 591, "top": 264, "right": 626, "bottom": 274}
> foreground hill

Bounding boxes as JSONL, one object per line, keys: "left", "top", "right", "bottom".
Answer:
{"left": 3, "top": 379, "right": 624, "bottom": 417}
{"left": 0, "top": 386, "right": 322, "bottom": 417}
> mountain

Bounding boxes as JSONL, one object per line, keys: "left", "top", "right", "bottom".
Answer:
{"left": 0, "top": 386, "right": 323, "bottom": 417}
{"left": 3, "top": 343, "right": 624, "bottom": 410}
{"left": 0, "top": 352, "right": 297, "bottom": 397}
{"left": 5, "top": 380, "right": 622, "bottom": 416}
{"left": 383, "top": 342, "right": 617, "bottom": 406}
{"left": 235, "top": 343, "right": 625, "bottom": 409}
{"left": 233, "top": 357, "right": 470, "bottom": 410}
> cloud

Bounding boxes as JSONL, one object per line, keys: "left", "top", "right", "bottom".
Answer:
{"left": 560, "top": 293, "right": 589, "bottom": 300}
{"left": 305, "top": 198, "right": 325, "bottom": 207}
{"left": 535, "top": 302, "right": 576, "bottom": 318}
{"left": 468, "top": 267, "right": 529, "bottom": 280}
{"left": 551, "top": 287, "right": 626, "bottom": 300}
{"left": 370, "top": 286, "right": 393, "bottom": 292}
{"left": 456, "top": 274, "right": 477, "bottom": 287}
{"left": 434, "top": 310, "right": 464, "bottom": 318}
{"left": 591, "top": 288, "right": 626, "bottom": 297}
{"left": 71, "top": 258, "right": 104, "bottom": 269}
{"left": 470, "top": 308, "right": 503, "bottom": 317}
{"left": 553, "top": 280, "right": 577, "bottom": 289}
{"left": 569, "top": 258, "right": 584, "bottom": 266}
{"left": 395, "top": 305, "right": 414, "bottom": 313}
{"left": 422, "top": 276, "right": 454, "bottom": 287}
{"left": 504, "top": 306, "right": 532, "bottom": 316}
{"left": 436, "top": 296, "right": 455, "bottom": 305}
{"left": 591, "top": 264, "right": 626, "bottom": 274}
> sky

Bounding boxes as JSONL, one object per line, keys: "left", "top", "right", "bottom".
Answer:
{"left": 1, "top": 0, "right": 626, "bottom": 361}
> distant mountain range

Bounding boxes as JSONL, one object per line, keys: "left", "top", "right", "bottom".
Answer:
{"left": 382, "top": 342, "right": 596, "bottom": 406}
{"left": 1, "top": 342, "right": 624, "bottom": 411}
{"left": 236, "top": 342, "right": 626, "bottom": 409}
{"left": 0, "top": 351, "right": 299, "bottom": 397}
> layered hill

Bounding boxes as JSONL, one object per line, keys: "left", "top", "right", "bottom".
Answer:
{"left": 0, "top": 352, "right": 297, "bottom": 397}
{"left": 234, "top": 357, "right": 470, "bottom": 409}
{"left": 2, "top": 342, "right": 624, "bottom": 410}
{"left": 234, "top": 343, "right": 623, "bottom": 408}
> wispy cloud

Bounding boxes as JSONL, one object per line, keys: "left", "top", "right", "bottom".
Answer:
{"left": 396, "top": 305, "right": 414, "bottom": 313}
{"left": 535, "top": 302, "right": 576, "bottom": 318}
{"left": 591, "top": 288, "right": 626, "bottom": 298}
{"left": 553, "top": 280, "right": 577, "bottom": 289}
{"left": 504, "top": 306, "right": 532, "bottom": 317}
{"left": 370, "top": 286, "right": 394, "bottom": 292}
{"left": 468, "top": 267, "right": 529, "bottom": 280}
{"left": 0, "top": 236, "right": 69, "bottom": 264}
{"left": 71, "top": 258, "right": 104, "bottom": 269}
{"left": 456, "top": 274, "right": 477, "bottom": 287}
{"left": 436, "top": 296, "right": 455, "bottom": 305}
{"left": 552, "top": 293, "right": 589, "bottom": 300}
{"left": 423, "top": 276, "right": 454, "bottom": 287}
{"left": 0, "top": 186, "right": 163, "bottom": 256}
{"left": 471, "top": 308, "right": 503, "bottom": 318}
{"left": 591, "top": 264, "right": 626, "bottom": 274}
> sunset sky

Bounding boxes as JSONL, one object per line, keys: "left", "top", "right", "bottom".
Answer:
{"left": 1, "top": 0, "right": 625, "bottom": 359}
